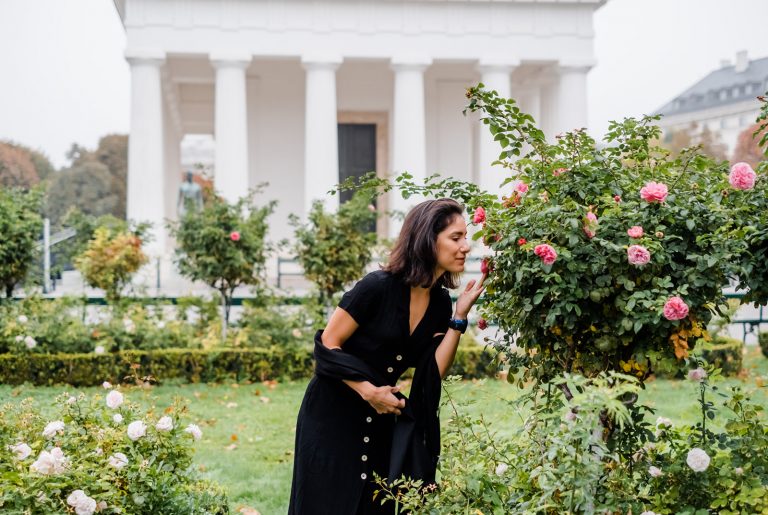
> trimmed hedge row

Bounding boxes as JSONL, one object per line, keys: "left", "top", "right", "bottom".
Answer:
{"left": 699, "top": 336, "right": 745, "bottom": 377}
{"left": 760, "top": 331, "right": 768, "bottom": 359}
{"left": 0, "top": 345, "right": 498, "bottom": 386}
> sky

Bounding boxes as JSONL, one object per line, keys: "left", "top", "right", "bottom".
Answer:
{"left": 1, "top": 0, "right": 768, "bottom": 168}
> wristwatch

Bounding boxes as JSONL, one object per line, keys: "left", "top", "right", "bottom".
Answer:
{"left": 447, "top": 318, "right": 468, "bottom": 333}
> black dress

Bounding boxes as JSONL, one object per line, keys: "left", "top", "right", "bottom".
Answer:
{"left": 288, "top": 270, "right": 452, "bottom": 515}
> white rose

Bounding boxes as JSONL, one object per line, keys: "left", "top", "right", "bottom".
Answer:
{"left": 184, "top": 423, "right": 203, "bottom": 441}
{"left": 640, "top": 512, "right": 659, "bottom": 515}
{"left": 96, "top": 501, "right": 108, "bottom": 512}
{"left": 94, "top": 447, "right": 103, "bottom": 456}
{"left": 686, "top": 448, "right": 711, "bottom": 473}
{"left": 108, "top": 452, "right": 129, "bottom": 469}
{"left": 30, "top": 447, "right": 68, "bottom": 474}
{"left": 67, "top": 490, "right": 97, "bottom": 515}
{"left": 66, "top": 396, "right": 77, "bottom": 405}
{"left": 127, "top": 420, "right": 147, "bottom": 441}
{"left": 655, "top": 417, "right": 672, "bottom": 429}
{"left": 157, "top": 321, "right": 166, "bottom": 329}
{"left": 17, "top": 315, "right": 28, "bottom": 324}
{"left": 648, "top": 466, "right": 663, "bottom": 478}
{"left": 24, "top": 335, "right": 37, "bottom": 349}
{"left": 113, "top": 413, "right": 123, "bottom": 423}
{"left": 105, "top": 390, "right": 124, "bottom": 409}
{"left": 9, "top": 442, "right": 32, "bottom": 460}
{"left": 291, "top": 328, "right": 302, "bottom": 338}
{"left": 155, "top": 416, "right": 173, "bottom": 432}
{"left": 734, "top": 467, "right": 744, "bottom": 475}
{"left": 102, "top": 381, "right": 112, "bottom": 389}
{"left": 15, "top": 335, "right": 23, "bottom": 342}
{"left": 42, "top": 420, "right": 65, "bottom": 438}
{"left": 495, "top": 462, "right": 508, "bottom": 475}
{"left": 123, "top": 318, "right": 135, "bottom": 333}
{"left": 94, "top": 345, "right": 105, "bottom": 355}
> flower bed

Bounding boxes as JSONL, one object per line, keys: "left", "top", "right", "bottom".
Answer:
{"left": 0, "top": 385, "right": 227, "bottom": 514}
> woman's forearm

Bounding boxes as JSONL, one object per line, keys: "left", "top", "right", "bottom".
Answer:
{"left": 435, "top": 326, "right": 463, "bottom": 378}
{"left": 343, "top": 379, "right": 375, "bottom": 400}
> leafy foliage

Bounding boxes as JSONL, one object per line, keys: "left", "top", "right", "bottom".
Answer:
{"left": 169, "top": 189, "right": 275, "bottom": 329}
{"left": 289, "top": 191, "right": 377, "bottom": 307}
{"left": 75, "top": 227, "right": 148, "bottom": 303}
{"left": 0, "top": 186, "right": 44, "bottom": 297}
{"left": 0, "top": 389, "right": 228, "bottom": 513}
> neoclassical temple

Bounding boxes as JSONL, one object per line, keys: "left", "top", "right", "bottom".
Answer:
{"left": 114, "top": 0, "right": 604, "bottom": 255}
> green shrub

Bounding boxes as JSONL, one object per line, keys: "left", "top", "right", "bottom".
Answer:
{"left": 697, "top": 336, "right": 744, "bottom": 376}
{"left": 0, "top": 186, "right": 44, "bottom": 297}
{"left": 0, "top": 344, "right": 494, "bottom": 386}
{"left": 0, "top": 296, "right": 92, "bottom": 354}
{"left": 760, "top": 331, "right": 768, "bottom": 359}
{"left": 0, "top": 388, "right": 228, "bottom": 514}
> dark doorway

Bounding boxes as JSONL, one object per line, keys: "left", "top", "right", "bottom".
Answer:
{"left": 338, "top": 123, "right": 376, "bottom": 205}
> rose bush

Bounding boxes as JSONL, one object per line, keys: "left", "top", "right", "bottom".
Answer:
{"left": 0, "top": 386, "right": 227, "bottom": 513}
{"left": 461, "top": 87, "right": 740, "bottom": 385}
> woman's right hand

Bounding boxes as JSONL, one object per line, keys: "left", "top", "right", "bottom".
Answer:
{"left": 362, "top": 384, "right": 406, "bottom": 415}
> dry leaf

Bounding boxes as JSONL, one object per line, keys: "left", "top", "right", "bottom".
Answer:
{"left": 225, "top": 443, "right": 238, "bottom": 451}
{"left": 226, "top": 402, "right": 238, "bottom": 408}
{"left": 259, "top": 396, "right": 270, "bottom": 404}
{"left": 230, "top": 434, "right": 238, "bottom": 442}
{"left": 237, "top": 506, "right": 261, "bottom": 515}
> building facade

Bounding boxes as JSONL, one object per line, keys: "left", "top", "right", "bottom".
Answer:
{"left": 115, "top": 0, "right": 605, "bottom": 256}
{"left": 656, "top": 51, "right": 768, "bottom": 157}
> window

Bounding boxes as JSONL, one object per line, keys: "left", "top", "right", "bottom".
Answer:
{"left": 719, "top": 90, "right": 728, "bottom": 101}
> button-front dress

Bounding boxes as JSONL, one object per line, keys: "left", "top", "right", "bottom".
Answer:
{"left": 288, "top": 270, "right": 452, "bottom": 515}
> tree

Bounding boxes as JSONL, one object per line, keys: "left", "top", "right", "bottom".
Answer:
{"left": 46, "top": 161, "right": 118, "bottom": 226}
{"left": 658, "top": 122, "right": 728, "bottom": 161}
{"left": 0, "top": 142, "right": 39, "bottom": 188}
{"left": 731, "top": 122, "right": 768, "bottom": 168}
{"left": 74, "top": 226, "right": 148, "bottom": 303}
{"left": 170, "top": 189, "right": 275, "bottom": 339}
{"left": 290, "top": 191, "right": 377, "bottom": 310}
{"left": 0, "top": 187, "right": 44, "bottom": 297}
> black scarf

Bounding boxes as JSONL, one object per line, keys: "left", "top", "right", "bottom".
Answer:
{"left": 313, "top": 330, "right": 442, "bottom": 485}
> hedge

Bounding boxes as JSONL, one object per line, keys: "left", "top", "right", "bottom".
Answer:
{"left": 0, "top": 345, "right": 498, "bottom": 386}
{"left": 653, "top": 336, "right": 744, "bottom": 379}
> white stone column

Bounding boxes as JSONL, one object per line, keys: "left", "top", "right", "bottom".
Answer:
{"left": 211, "top": 53, "right": 251, "bottom": 204}
{"left": 126, "top": 52, "right": 166, "bottom": 256}
{"left": 555, "top": 60, "right": 595, "bottom": 135}
{"left": 302, "top": 56, "right": 342, "bottom": 215}
{"left": 476, "top": 60, "right": 518, "bottom": 196}
{"left": 390, "top": 57, "right": 431, "bottom": 237}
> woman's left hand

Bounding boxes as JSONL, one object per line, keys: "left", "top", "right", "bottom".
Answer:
{"left": 454, "top": 272, "right": 487, "bottom": 319}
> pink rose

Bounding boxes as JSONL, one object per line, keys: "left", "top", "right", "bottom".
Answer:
{"left": 230, "top": 231, "right": 241, "bottom": 242}
{"left": 627, "top": 245, "right": 651, "bottom": 266}
{"left": 728, "top": 162, "right": 757, "bottom": 190}
{"left": 472, "top": 206, "right": 486, "bottom": 224}
{"left": 477, "top": 318, "right": 488, "bottom": 330}
{"left": 583, "top": 212, "right": 598, "bottom": 239}
{"left": 480, "top": 258, "right": 492, "bottom": 275}
{"left": 687, "top": 367, "right": 707, "bottom": 382}
{"left": 627, "top": 226, "right": 644, "bottom": 238}
{"left": 534, "top": 244, "right": 557, "bottom": 266}
{"left": 515, "top": 182, "right": 529, "bottom": 194}
{"left": 640, "top": 181, "right": 669, "bottom": 203}
{"left": 552, "top": 168, "right": 567, "bottom": 177}
{"left": 614, "top": 195, "right": 621, "bottom": 203}
{"left": 663, "top": 296, "right": 689, "bottom": 321}
{"left": 517, "top": 238, "right": 527, "bottom": 246}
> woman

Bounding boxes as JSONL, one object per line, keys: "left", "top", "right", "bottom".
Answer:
{"left": 289, "top": 198, "right": 486, "bottom": 515}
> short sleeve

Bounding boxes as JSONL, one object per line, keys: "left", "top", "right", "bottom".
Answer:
{"left": 433, "top": 288, "right": 453, "bottom": 334}
{"left": 338, "top": 271, "right": 385, "bottom": 326}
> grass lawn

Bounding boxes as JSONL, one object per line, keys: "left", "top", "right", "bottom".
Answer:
{"left": 1, "top": 346, "right": 766, "bottom": 514}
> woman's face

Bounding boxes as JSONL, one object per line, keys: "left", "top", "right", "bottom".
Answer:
{"left": 434, "top": 214, "right": 470, "bottom": 276}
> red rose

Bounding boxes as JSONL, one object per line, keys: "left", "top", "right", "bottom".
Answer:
{"left": 230, "top": 231, "right": 241, "bottom": 241}
{"left": 614, "top": 195, "right": 621, "bottom": 203}
{"left": 517, "top": 238, "right": 527, "bottom": 246}
{"left": 480, "top": 258, "right": 492, "bottom": 275}
{"left": 477, "top": 318, "right": 488, "bottom": 330}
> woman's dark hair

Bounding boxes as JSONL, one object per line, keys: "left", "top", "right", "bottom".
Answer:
{"left": 383, "top": 198, "right": 464, "bottom": 289}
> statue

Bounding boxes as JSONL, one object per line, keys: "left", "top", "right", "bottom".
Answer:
{"left": 177, "top": 170, "right": 203, "bottom": 217}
